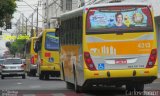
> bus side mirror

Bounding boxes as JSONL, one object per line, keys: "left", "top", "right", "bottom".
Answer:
{"left": 34, "top": 41, "right": 40, "bottom": 53}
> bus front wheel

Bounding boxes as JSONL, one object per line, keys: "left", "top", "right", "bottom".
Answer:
{"left": 135, "top": 84, "right": 144, "bottom": 91}
{"left": 45, "top": 74, "right": 49, "bottom": 80}
{"left": 39, "top": 72, "right": 44, "bottom": 80}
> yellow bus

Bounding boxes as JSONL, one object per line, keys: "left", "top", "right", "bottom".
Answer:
{"left": 25, "top": 37, "right": 38, "bottom": 76}
{"left": 35, "top": 29, "right": 60, "bottom": 80}
{"left": 57, "top": 3, "right": 158, "bottom": 92}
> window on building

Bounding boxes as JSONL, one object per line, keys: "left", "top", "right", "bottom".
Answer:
{"left": 60, "top": 0, "right": 63, "bottom": 11}
{"left": 66, "top": 0, "right": 72, "bottom": 10}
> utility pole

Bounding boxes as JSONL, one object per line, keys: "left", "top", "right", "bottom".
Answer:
{"left": 36, "top": 7, "right": 38, "bottom": 36}
{"left": 31, "top": 13, "right": 34, "bottom": 37}
{"left": 26, "top": 18, "right": 28, "bottom": 35}
{"left": 46, "top": 0, "right": 49, "bottom": 28}
{"left": 22, "top": 13, "right": 24, "bottom": 34}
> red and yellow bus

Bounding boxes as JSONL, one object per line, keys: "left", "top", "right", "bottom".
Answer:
{"left": 57, "top": 3, "right": 158, "bottom": 92}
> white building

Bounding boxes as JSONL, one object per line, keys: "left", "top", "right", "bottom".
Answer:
{"left": 42, "top": 0, "right": 79, "bottom": 28}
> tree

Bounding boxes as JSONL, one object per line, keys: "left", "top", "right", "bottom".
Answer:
{"left": 0, "top": 0, "right": 16, "bottom": 27}
{"left": 5, "top": 39, "right": 26, "bottom": 57}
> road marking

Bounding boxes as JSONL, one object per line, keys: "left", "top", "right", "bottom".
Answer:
{"left": 17, "top": 82, "right": 22, "bottom": 85}
{"left": 30, "top": 85, "right": 41, "bottom": 88}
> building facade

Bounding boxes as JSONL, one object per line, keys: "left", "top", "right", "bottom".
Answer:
{"left": 42, "top": 0, "right": 79, "bottom": 28}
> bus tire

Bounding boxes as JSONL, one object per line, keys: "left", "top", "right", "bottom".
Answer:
{"left": 27, "top": 72, "right": 31, "bottom": 76}
{"left": 31, "top": 69, "right": 36, "bottom": 77}
{"left": 135, "top": 84, "right": 144, "bottom": 91}
{"left": 39, "top": 72, "right": 44, "bottom": 80}
{"left": 22, "top": 74, "right": 26, "bottom": 79}
{"left": 45, "top": 74, "right": 49, "bottom": 80}
{"left": 1, "top": 75, "right": 4, "bottom": 79}
{"left": 61, "top": 63, "right": 65, "bottom": 81}
{"left": 126, "top": 84, "right": 134, "bottom": 92}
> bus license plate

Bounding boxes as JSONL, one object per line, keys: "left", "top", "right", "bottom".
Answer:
{"left": 115, "top": 59, "right": 127, "bottom": 64}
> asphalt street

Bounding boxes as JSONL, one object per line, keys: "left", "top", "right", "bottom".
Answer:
{"left": 0, "top": 76, "right": 160, "bottom": 96}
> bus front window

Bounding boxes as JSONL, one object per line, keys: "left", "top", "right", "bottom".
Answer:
{"left": 45, "top": 32, "right": 59, "bottom": 50}
{"left": 86, "top": 6, "right": 153, "bottom": 33}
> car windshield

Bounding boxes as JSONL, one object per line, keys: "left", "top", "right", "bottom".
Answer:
{"left": 4, "top": 59, "right": 22, "bottom": 64}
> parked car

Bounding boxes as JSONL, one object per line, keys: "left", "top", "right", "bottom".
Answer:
{"left": 1, "top": 58, "right": 26, "bottom": 79}
{"left": 0, "top": 59, "right": 5, "bottom": 75}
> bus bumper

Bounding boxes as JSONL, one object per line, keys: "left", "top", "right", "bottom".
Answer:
{"left": 40, "top": 66, "right": 60, "bottom": 71}
{"left": 83, "top": 66, "right": 158, "bottom": 86}
{"left": 83, "top": 76, "right": 157, "bottom": 87}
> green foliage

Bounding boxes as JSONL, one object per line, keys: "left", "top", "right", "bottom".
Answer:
{"left": 6, "top": 39, "right": 26, "bottom": 56}
{"left": 0, "top": 0, "right": 16, "bottom": 27}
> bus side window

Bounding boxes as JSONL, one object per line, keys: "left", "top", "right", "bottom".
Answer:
{"left": 64, "top": 20, "right": 67, "bottom": 45}
{"left": 71, "top": 18, "right": 75, "bottom": 45}
{"left": 77, "top": 16, "right": 82, "bottom": 44}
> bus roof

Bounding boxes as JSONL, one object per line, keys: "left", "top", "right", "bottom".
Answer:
{"left": 37, "top": 29, "right": 56, "bottom": 39}
{"left": 86, "top": 2, "right": 150, "bottom": 8}
{"left": 32, "top": 37, "right": 38, "bottom": 39}
{"left": 42, "top": 29, "right": 56, "bottom": 32}
{"left": 60, "top": 2, "right": 151, "bottom": 19}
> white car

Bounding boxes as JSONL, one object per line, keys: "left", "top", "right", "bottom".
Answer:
{"left": 1, "top": 58, "right": 26, "bottom": 79}
{"left": 0, "top": 59, "right": 5, "bottom": 75}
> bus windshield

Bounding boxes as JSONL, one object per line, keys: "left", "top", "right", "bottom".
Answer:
{"left": 45, "top": 32, "right": 59, "bottom": 50}
{"left": 86, "top": 6, "right": 153, "bottom": 33}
